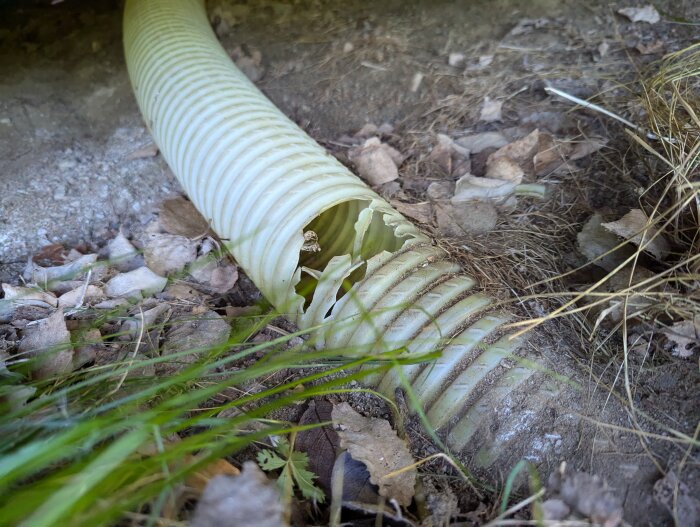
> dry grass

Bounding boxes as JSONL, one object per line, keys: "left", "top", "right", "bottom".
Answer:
{"left": 508, "top": 44, "right": 700, "bottom": 354}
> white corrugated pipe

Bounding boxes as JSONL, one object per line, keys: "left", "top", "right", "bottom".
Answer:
{"left": 123, "top": 1, "right": 658, "bottom": 516}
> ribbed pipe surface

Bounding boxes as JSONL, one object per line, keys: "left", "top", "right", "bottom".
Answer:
{"left": 123, "top": 0, "right": 588, "bottom": 481}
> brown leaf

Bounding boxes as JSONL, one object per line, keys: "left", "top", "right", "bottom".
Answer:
{"left": 331, "top": 402, "right": 416, "bottom": 506}
{"left": 577, "top": 214, "right": 634, "bottom": 272}
{"left": 390, "top": 200, "right": 433, "bottom": 224}
{"left": 159, "top": 197, "right": 212, "bottom": 238}
{"left": 485, "top": 156, "right": 524, "bottom": 183}
{"left": 19, "top": 308, "right": 73, "bottom": 379}
{"left": 636, "top": 40, "right": 665, "bottom": 55}
{"left": 533, "top": 133, "right": 572, "bottom": 176}
{"left": 143, "top": 233, "right": 198, "bottom": 276}
{"left": 488, "top": 129, "right": 539, "bottom": 167}
{"left": 662, "top": 319, "right": 698, "bottom": 358}
{"left": 32, "top": 244, "right": 68, "bottom": 265}
{"left": 295, "top": 400, "right": 339, "bottom": 495}
{"left": 601, "top": 209, "right": 670, "bottom": 260}
{"left": 157, "top": 310, "right": 230, "bottom": 375}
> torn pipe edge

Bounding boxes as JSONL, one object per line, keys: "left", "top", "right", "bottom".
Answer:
{"left": 123, "top": 2, "right": 665, "bottom": 516}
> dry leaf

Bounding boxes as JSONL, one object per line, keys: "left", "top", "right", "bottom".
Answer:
{"left": 19, "top": 308, "right": 73, "bottom": 379}
{"left": 2, "top": 284, "right": 57, "bottom": 308}
{"left": 488, "top": 129, "right": 539, "bottom": 166}
{"left": 191, "top": 462, "right": 284, "bottom": 527}
{"left": 455, "top": 132, "right": 508, "bottom": 154}
{"left": 143, "top": 233, "right": 198, "bottom": 276}
{"left": 390, "top": 200, "right": 433, "bottom": 224}
{"left": 410, "top": 72, "right": 424, "bottom": 93}
{"left": 57, "top": 285, "right": 103, "bottom": 308}
{"left": 295, "top": 400, "right": 339, "bottom": 496}
{"left": 73, "top": 328, "right": 102, "bottom": 368}
{"left": 23, "top": 253, "right": 97, "bottom": 285}
{"left": 533, "top": 133, "right": 571, "bottom": 176}
{"left": 452, "top": 174, "right": 517, "bottom": 202}
{"left": 331, "top": 402, "right": 416, "bottom": 506}
{"left": 104, "top": 266, "right": 167, "bottom": 299}
{"left": 32, "top": 243, "right": 68, "bottom": 265}
{"left": 618, "top": 5, "right": 660, "bottom": 24}
{"left": 601, "top": 209, "right": 670, "bottom": 260}
{"left": 107, "top": 232, "right": 143, "bottom": 272}
{"left": 662, "top": 320, "right": 698, "bottom": 358}
{"left": 428, "top": 134, "right": 469, "bottom": 175}
{"left": 569, "top": 137, "right": 607, "bottom": 160}
{"left": 354, "top": 123, "right": 378, "bottom": 138}
{"left": 485, "top": 156, "right": 524, "bottom": 184}
{"left": 349, "top": 138, "right": 404, "bottom": 186}
{"left": 653, "top": 472, "right": 700, "bottom": 526}
{"left": 636, "top": 40, "right": 665, "bottom": 55}
{"left": 126, "top": 142, "right": 159, "bottom": 160}
{"left": 189, "top": 255, "right": 239, "bottom": 294}
{"left": 158, "top": 310, "right": 230, "bottom": 375}
{"left": 548, "top": 467, "right": 623, "bottom": 527}
{"left": 479, "top": 96, "right": 503, "bottom": 123}
{"left": 159, "top": 196, "right": 211, "bottom": 238}
{"left": 577, "top": 214, "right": 634, "bottom": 272}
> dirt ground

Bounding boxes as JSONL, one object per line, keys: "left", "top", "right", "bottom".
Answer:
{"left": 1, "top": 0, "right": 699, "bottom": 525}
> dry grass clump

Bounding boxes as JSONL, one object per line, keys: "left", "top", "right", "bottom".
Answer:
{"left": 512, "top": 44, "right": 700, "bottom": 359}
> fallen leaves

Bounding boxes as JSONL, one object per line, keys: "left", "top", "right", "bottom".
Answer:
{"left": 662, "top": 319, "right": 698, "bottom": 358}
{"left": 601, "top": 209, "right": 670, "bottom": 260}
{"left": 19, "top": 308, "right": 72, "bottom": 379}
{"left": 331, "top": 402, "right": 416, "bottom": 506}
{"left": 618, "top": 5, "right": 660, "bottom": 24}
{"left": 158, "top": 196, "right": 211, "bottom": 238}
{"left": 191, "top": 462, "right": 285, "bottom": 527}
{"left": 104, "top": 266, "right": 167, "bottom": 299}
{"left": 143, "top": 232, "right": 198, "bottom": 276}
{"left": 479, "top": 96, "right": 503, "bottom": 123}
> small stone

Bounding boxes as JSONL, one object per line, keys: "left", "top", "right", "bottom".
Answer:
{"left": 448, "top": 52, "right": 465, "bottom": 67}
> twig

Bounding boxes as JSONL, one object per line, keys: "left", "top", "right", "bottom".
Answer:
{"left": 544, "top": 86, "right": 675, "bottom": 144}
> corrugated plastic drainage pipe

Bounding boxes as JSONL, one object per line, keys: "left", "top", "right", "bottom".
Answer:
{"left": 124, "top": 0, "right": 570, "bottom": 475}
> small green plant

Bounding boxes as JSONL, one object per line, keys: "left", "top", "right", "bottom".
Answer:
{"left": 257, "top": 434, "right": 325, "bottom": 504}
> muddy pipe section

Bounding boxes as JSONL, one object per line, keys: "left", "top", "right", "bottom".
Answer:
{"left": 123, "top": 0, "right": 656, "bottom": 512}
